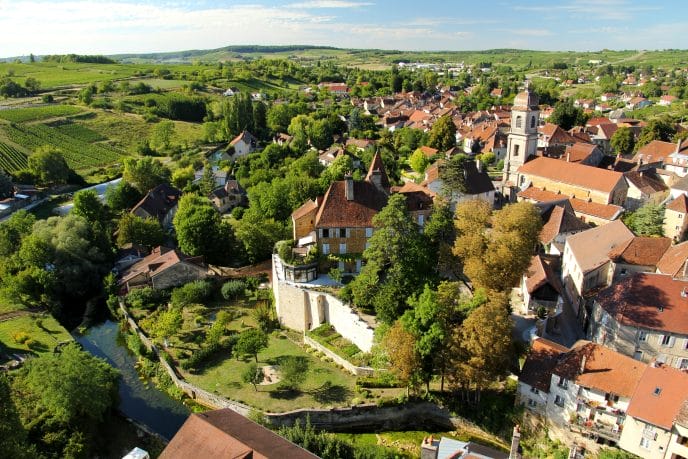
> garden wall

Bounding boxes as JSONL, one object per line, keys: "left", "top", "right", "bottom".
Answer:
{"left": 303, "top": 335, "right": 374, "bottom": 377}
{"left": 272, "top": 255, "right": 375, "bottom": 353}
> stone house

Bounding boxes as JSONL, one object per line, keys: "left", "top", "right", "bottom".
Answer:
{"left": 516, "top": 156, "right": 628, "bottom": 206}
{"left": 607, "top": 236, "right": 672, "bottom": 282}
{"left": 518, "top": 187, "right": 624, "bottom": 227}
{"left": 229, "top": 130, "right": 258, "bottom": 158}
{"left": 538, "top": 201, "right": 590, "bottom": 255}
{"left": 421, "top": 159, "right": 495, "bottom": 210}
{"left": 521, "top": 254, "right": 563, "bottom": 315}
{"left": 561, "top": 220, "right": 634, "bottom": 326}
{"left": 130, "top": 183, "right": 181, "bottom": 230}
{"left": 623, "top": 170, "right": 668, "bottom": 211}
{"left": 589, "top": 273, "right": 688, "bottom": 369}
{"left": 664, "top": 194, "right": 688, "bottom": 242}
{"left": 118, "top": 246, "right": 208, "bottom": 292}
{"left": 208, "top": 179, "right": 246, "bottom": 214}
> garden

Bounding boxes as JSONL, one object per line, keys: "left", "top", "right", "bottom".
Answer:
{"left": 122, "top": 277, "right": 405, "bottom": 413}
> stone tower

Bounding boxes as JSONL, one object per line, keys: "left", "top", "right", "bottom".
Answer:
{"left": 503, "top": 86, "right": 539, "bottom": 199}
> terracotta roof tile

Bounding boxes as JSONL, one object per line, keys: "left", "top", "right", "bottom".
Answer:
{"left": 119, "top": 246, "right": 205, "bottom": 285}
{"left": 292, "top": 199, "right": 318, "bottom": 220}
{"left": 519, "top": 338, "right": 569, "bottom": 393}
{"left": 633, "top": 140, "right": 677, "bottom": 163}
{"left": 419, "top": 145, "right": 439, "bottom": 158}
{"left": 563, "top": 143, "right": 597, "bottom": 163}
{"left": 518, "top": 156, "right": 624, "bottom": 194}
{"left": 624, "top": 171, "right": 667, "bottom": 194}
{"left": 568, "top": 198, "right": 624, "bottom": 221}
{"left": 596, "top": 273, "right": 688, "bottom": 335}
{"left": 627, "top": 365, "right": 688, "bottom": 430}
{"left": 315, "top": 180, "right": 387, "bottom": 228}
{"left": 566, "top": 220, "right": 634, "bottom": 273}
{"left": 607, "top": 236, "right": 671, "bottom": 266}
{"left": 657, "top": 241, "right": 688, "bottom": 277}
{"left": 518, "top": 187, "right": 567, "bottom": 203}
{"left": 539, "top": 203, "right": 589, "bottom": 244}
{"left": 525, "top": 255, "right": 563, "bottom": 295}
{"left": 667, "top": 194, "right": 688, "bottom": 213}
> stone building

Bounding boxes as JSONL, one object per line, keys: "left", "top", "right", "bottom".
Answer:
{"left": 118, "top": 246, "right": 208, "bottom": 292}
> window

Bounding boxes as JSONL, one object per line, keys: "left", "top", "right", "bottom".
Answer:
{"left": 322, "top": 228, "right": 330, "bottom": 238}
{"left": 680, "top": 359, "right": 688, "bottom": 370}
{"left": 554, "top": 395, "right": 565, "bottom": 407}
{"left": 530, "top": 387, "right": 539, "bottom": 395}
{"left": 660, "top": 334, "right": 675, "bottom": 347}
{"left": 620, "top": 268, "right": 628, "bottom": 276}
{"left": 633, "top": 350, "right": 643, "bottom": 361}
{"left": 677, "top": 435, "right": 688, "bottom": 446}
{"left": 365, "top": 227, "right": 373, "bottom": 238}
{"left": 322, "top": 243, "right": 330, "bottom": 255}
{"left": 515, "top": 116, "right": 522, "bottom": 128}
{"left": 530, "top": 116, "right": 536, "bottom": 128}
{"left": 418, "top": 214, "right": 424, "bottom": 226}
{"left": 684, "top": 338, "right": 688, "bottom": 350}
{"left": 605, "top": 393, "right": 619, "bottom": 403}
{"left": 339, "top": 243, "right": 347, "bottom": 254}
{"left": 640, "top": 437, "right": 651, "bottom": 450}
{"left": 339, "top": 228, "right": 346, "bottom": 238}
{"left": 527, "top": 399, "right": 537, "bottom": 408}
{"left": 558, "top": 378, "right": 569, "bottom": 389}
{"left": 638, "top": 330, "right": 648, "bottom": 342}
{"left": 514, "top": 144, "right": 520, "bottom": 157}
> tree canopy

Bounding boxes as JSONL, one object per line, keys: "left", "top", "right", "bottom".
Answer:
{"left": 427, "top": 115, "right": 457, "bottom": 151}
{"left": 28, "top": 146, "right": 70, "bottom": 186}
{"left": 122, "top": 157, "right": 171, "bottom": 193}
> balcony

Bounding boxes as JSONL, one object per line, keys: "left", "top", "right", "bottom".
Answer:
{"left": 570, "top": 417, "right": 621, "bottom": 442}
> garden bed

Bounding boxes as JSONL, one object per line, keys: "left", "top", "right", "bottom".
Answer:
{"left": 307, "top": 324, "right": 372, "bottom": 367}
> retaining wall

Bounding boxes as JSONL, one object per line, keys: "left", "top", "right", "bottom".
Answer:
{"left": 303, "top": 335, "right": 375, "bottom": 377}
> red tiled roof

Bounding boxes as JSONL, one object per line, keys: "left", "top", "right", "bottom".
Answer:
{"left": 624, "top": 171, "right": 668, "bottom": 195}
{"left": 667, "top": 194, "right": 688, "bottom": 213}
{"left": 607, "top": 236, "right": 671, "bottom": 266}
{"left": 119, "top": 246, "right": 205, "bottom": 285}
{"left": 518, "top": 156, "right": 624, "bottom": 194}
{"left": 563, "top": 143, "right": 597, "bottom": 163}
{"left": 365, "top": 152, "right": 391, "bottom": 189}
{"left": 657, "top": 241, "right": 688, "bottom": 277}
{"left": 628, "top": 365, "right": 688, "bottom": 430}
{"left": 633, "top": 140, "right": 677, "bottom": 163}
{"left": 596, "top": 273, "right": 688, "bottom": 335}
{"left": 292, "top": 199, "right": 318, "bottom": 220}
{"left": 525, "top": 255, "right": 563, "bottom": 295}
{"left": 539, "top": 203, "right": 589, "bottom": 244}
{"left": 419, "top": 145, "right": 439, "bottom": 158}
{"left": 519, "top": 338, "right": 569, "bottom": 393}
{"left": 518, "top": 187, "right": 567, "bottom": 203}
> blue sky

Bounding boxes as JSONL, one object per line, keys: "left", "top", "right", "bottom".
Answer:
{"left": 1, "top": 0, "right": 687, "bottom": 57}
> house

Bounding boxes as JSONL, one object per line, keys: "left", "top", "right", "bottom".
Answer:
{"left": 664, "top": 194, "right": 688, "bottom": 241}
{"left": 422, "top": 159, "right": 495, "bottom": 209}
{"left": 538, "top": 123, "right": 577, "bottom": 148}
{"left": 607, "top": 236, "right": 671, "bottom": 282}
{"left": 273, "top": 132, "right": 293, "bottom": 146}
{"left": 521, "top": 255, "right": 563, "bottom": 315}
{"left": 208, "top": 179, "right": 246, "bottom": 214}
{"left": 516, "top": 156, "right": 628, "bottom": 206}
{"left": 420, "top": 435, "right": 508, "bottom": 459}
{"left": 419, "top": 145, "right": 439, "bottom": 159}
{"left": 490, "top": 87, "right": 503, "bottom": 98}
{"left": 626, "top": 97, "right": 652, "bottom": 110}
{"left": 345, "top": 138, "right": 375, "bottom": 151}
{"left": 118, "top": 246, "right": 208, "bottom": 292}
{"left": 159, "top": 409, "right": 317, "bottom": 459}
{"left": 222, "top": 87, "right": 240, "bottom": 96}
{"left": 623, "top": 170, "right": 668, "bottom": 211}
{"left": 634, "top": 140, "right": 680, "bottom": 169}
{"left": 561, "top": 220, "right": 634, "bottom": 325}
{"left": 391, "top": 181, "right": 435, "bottom": 228}
{"left": 561, "top": 143, "right": 604, "bottom": 166}
{"left": 229, "top": 130, "right": 258, "bottom": 157}
{"left": 588, "top": 123, "right": 618, "bottom": 154}
{"left": 130, "top": 183, "right": 181, "bottom": 229}
{"left": 194, "top": 165, "right": 227, "bottom": 188}
{"left": 589, "top": 273, "right": 688, "bottom": 369}
{"left": 517, "top": 337, "right": 569, "bottom": 415}
{"left": 619, "top": 365, "right": 688, "bottom": 459}
{"left": 462, "top": 121, "right": 507, "bottom": 158}
{"left": 538, "top": 202, "right": 590, "bottom": 255}
{"left": 516, "top": 186, "right": 623, "bottom": 226}
{"left": 659, "top": 95, "right": 678, "bottom": 106}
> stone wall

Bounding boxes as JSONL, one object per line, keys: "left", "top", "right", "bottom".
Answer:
{"left": 303, "top": 335, "right": 374, "bottom": 377}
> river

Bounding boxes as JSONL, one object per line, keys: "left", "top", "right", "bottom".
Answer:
{"left": 74, "top": 320, "right": 190, "bottom": 441}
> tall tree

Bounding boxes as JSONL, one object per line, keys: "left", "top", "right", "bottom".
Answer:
{"left": 122, "top": 157, "right": 171, "bottom": 193}
{"left": 151, "top": 120, "right": 175, "bottom": 150}
{"left": 104, "top": 180, "right": 142, "bottom": 212}
{"left": 625, "top": 203, "right": 664, "bottom": 236}
{"left": 116, "top": 213, "right": 165, "bottom": 248}
{"left": 0, "top": 169, "right": 13, "bottom": 199}
{"left": 382, "top": 321, "right": 422, "bottom": 394}
{"left": 635, "top": 118, "right": 676, "bottom": 151}
{"left": 350, "top": 194, "right": 433, "bottom": 323}
{"left": 173, "top": 194, "right": 236, "bottom": 265}
{"left": 428, "top": 115, "right": 457, "bottom": 151}
{"left": 28, "top": 146, "right": 70, "bottom": 186}
{"left": 235, "top": 328, "right": 268, "bottom": 362}
{"left": 0, "top": 375, "right": 31, "bottom": 458}
{"left": 71, "top": 188, "right": 106, "bottom": 223}
{"left": 549, "top": 98, "right": 587, "bottom": 130}
{"left": 610, "top": 126, "right": 635, "bottom": 156}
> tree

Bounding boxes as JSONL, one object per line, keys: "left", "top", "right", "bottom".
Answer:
{"left": 0, "top": 210, "right": 34, "bottom": 257}
{"left": 610, "top": 126, "right": 635, "bottom": 156}
{"left": 104, "top": 180, "right": 142, "bottom": 212}
{"left": 16, "top": 343, "right": 118, "bottom": 424}
{"left": 235, "top": 328, "right": 268, "bottom": 362}
{"left": 198, "top": 162, "right": 216, "bottom": 196}
{"left": 173, "top": 194, "right": 236, "bottom": 265}
{"left": 349, "top": 194, "right": 434, "bottom": 323}
{"left": 72, "top": 188, "right": 106, "bottom": 223}
{"left": 439, "top": 154, "right": 468, "bottom": 196}
{"left": 242, "top": 363, "right": 263, "bottom": 391}
{"left": 151, "top": 120, "right": 175, "bottom": 150}
{"left": 449, "top": 294, "right": 512, "bottom": 402}
{"left": 382, "top": 321, "right": 421, "bottom": 394}
{"left": 252, "top": 100, "right": 268, "bottom": 139}
{"left": 24, "top": 77, "right": 40, "bottom": 94}
{"left": 409, "top": 148, "right": 430, "bottom": 173}
{"left": 0, "top": 375, "right": 31, "bottom": 458}
{"left": 267, "top": 103, "right": 295, "bottom": 134}
{"left": 424, "top": 201, "right": 458, "bottom": 276}
{"left": 635, "top": 119, "right": 676, "bottom": 151}
{"left": 0, "top": 169, "right": 13, "bottom": 199}
{"left": 625, "top": 203, "right": 664, "bottom": 236}
{"left": 28, "top": 146, "right": 70, "bottom": 186}
{"left": 116, "top": 213, "right": 165, "bottom": 248}
{"left": 122, "top": 157, "right": 171, "bottom": 193}
{"left": 150, "top": 307, "right": 183, "bottom": 342}
{"left": 308, "top": 118, "right": 333, "bottom": 150}
{"left": 233, "top": 208, "right": 290, "bottom": 263}
{"left": 428, "top": 115, "right": 457, "bottom": 151}
{"left": 279, "top": 355, "right": 309, "bottom": 390}
{"left": 171, "top": 165, "right": 195, "bottom": 190}
{"left": 548, "top": 98, "right": 587, "bottom": 130}
{"left": 454, "top": 200, "right": 541, "bottom": 292}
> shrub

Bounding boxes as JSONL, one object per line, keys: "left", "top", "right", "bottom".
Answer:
{"left": 12, "top": 331, "right": 30, "bottom": 344}
{"left": 125, "top": 287, "right": 169, "bottom": 310}
{"left": 180, "top": 335, "right": 237, "bottom": 370}
{"left": 221, "top": 279, "right": 246, "bottom": 300}
{"left": 126, "top": 332, "right": 145, "bottom": 356}
{"left": 171, "top": 280, "right": 214, "bottom": 308}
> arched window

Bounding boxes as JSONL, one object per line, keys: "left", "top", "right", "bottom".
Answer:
{"left": 515, "top": 116, "right": 522, "bottom": 128}
{"left": 531, "top": 116, "right": 536, "bottom": 128}
{"left": 514, "top": 144, "right": 520, "bottom": 157}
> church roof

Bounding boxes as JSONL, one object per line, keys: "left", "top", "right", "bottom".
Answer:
{"left": 513, "top": 89, "right": 539, "bottom": 110}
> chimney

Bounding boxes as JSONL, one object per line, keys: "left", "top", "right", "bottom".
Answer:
{"left": 677, "top": 138, "right": 682, "bottom": 154}
{"left": 509, "top": 425, "right": 522, "bottom": 459}
{"left": 344, "top": 174, "right": 354, "bottom": 201}
{"left": 566, "top": 152, "right": 571, "bottom": 162}
{"left": 580, "top": 355, "right": 587, "bottom": 374}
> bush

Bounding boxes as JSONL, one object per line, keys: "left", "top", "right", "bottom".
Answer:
{"left": 125, "top": 287, "right": 169, "bottom": 310}
{"left": 357, "top": 373, "right": 402, "bottom": 389}
{"left": 180, "top": 335, "right": 237, "bottom": 370}
{"left": 171, "top": 280, "right": 214, "bottom": 308}
{"left": 276, "top": 239, "right": 294, "bottom": 263}
{"left": 12, "top": 331, "right": 30, "bottom": 344}
{"left": 221, "top": 279, "right": 246, "bottom": 300}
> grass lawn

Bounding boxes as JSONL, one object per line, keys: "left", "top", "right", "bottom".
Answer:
{"left": 130, "top": 78, "right": 189, "bottom": 89}
{"left": 0, "top": 314, "right": 72, "bottom": 357}
{"left": 183, "top": 330, "right": 358, "bottom": 413}
{"left": 0, "top": 293, "right": 27, "bottom": 315}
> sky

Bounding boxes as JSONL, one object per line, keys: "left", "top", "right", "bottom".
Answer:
{"left": 1, "top": 0, "right": 688, "bottom": 57}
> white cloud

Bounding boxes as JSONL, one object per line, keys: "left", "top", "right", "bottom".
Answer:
{"left": 285, "top": 1, "right": 373, "bottom": 8}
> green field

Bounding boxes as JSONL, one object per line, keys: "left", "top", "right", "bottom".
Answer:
{"left": 0, "top": 314, "right": 72, "bottom": 356}
{"left": 0, "top": 105, "right": 84, "bottom": 123}
{"left": 0, "top": 142, "right": 28, "bottom": 172}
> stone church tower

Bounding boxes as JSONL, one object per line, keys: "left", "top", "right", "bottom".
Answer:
{"left": 503, "top": 87, "right": 539, "bottom": 199}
